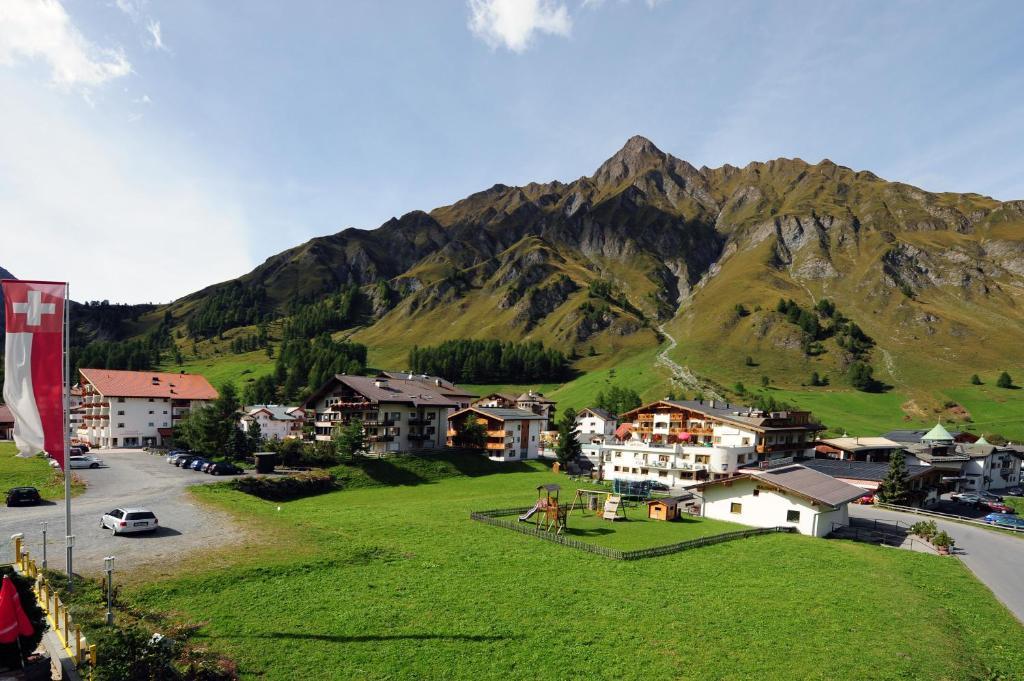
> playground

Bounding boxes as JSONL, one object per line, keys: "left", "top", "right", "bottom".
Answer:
{"left": 497, "top": 482, "right": 745, "bottom": 551}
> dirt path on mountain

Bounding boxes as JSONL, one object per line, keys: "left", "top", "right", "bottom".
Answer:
{"left": 656, "top": 324, "right": 723, "bottom": 400}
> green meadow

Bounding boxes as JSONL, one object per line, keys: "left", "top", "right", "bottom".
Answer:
{"left": 0, "top": 442, "right": 83, "bottom": 499}
{"left": 98, "top": 457, "right": 1024, "bottom": 680}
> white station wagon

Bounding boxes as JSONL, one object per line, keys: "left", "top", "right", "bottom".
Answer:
{"left": 101, "top": 508, "right": 159, "bottom": 535}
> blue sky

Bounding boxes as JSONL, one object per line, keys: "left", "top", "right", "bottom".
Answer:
{"left": 2, "top": 0, "right": 1023, "bottom": 303}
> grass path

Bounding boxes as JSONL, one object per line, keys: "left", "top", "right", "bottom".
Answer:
{"left": 120, "top": 459, "right": 1024, "bottom": 680}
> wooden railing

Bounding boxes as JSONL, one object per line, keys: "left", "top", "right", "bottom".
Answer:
{"left": 10, "top": 538, "right": 96, "bottom": 674}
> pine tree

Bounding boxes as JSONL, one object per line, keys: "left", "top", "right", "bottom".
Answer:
{"left": 997, "top": 371, "right": 1014, "bottom": 389}
{"left": 970, "top": 374, "right": 982, "bottom": 385}
{"left": 878, "top": 450, "right": 910, "bottom": 504}
{"left": 555, "top": 408, "right": 582, "bottom": 466}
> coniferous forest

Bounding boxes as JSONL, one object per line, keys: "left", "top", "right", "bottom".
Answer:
{"left": 408, "top": 340, "right": 570, "bottom": 384}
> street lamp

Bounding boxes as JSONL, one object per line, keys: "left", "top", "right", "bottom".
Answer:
{"left": 103, "top": 556, "right": 115, "bottom": 625}
{"left": 40, "top": 522, "right": 47, "bottom": 569}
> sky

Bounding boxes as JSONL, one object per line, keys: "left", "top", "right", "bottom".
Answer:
{"left": 1, "top": 0, "right": 1023, "bottom": 304}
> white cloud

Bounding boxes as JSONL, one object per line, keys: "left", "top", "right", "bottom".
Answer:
{"left": 468, "top": 0, "right": 571, "bottom": 52}
{"left": 582, "top": 0, "right": 669, "bottom": 8}
{"left": 113, "top": 0, "right": 140, "bottom": 18}
{"left": 0, "top": 74, "right": 253, "bottom": 303}
{"left": 145, "top": 19, "right": 166, "bottom": 52}
{"left": 0, "top": 0, "right": 131, "bottom": 89}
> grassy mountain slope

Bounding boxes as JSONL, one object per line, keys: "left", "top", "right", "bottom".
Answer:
{"left": 58, "top": 137, "right": 1024, "bottom": 438}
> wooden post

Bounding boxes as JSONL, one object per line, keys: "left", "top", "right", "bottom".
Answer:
{"left": 63, "top": 608, "right": 70, "bottom": 645}
{"left": 89, "top": 644, "right": 97, "bottom": 666}
{"left": 13, "top": 537, "right": 22, "bottom": 568}
{"left": 75, "top": 625, "right": 82, "bottom": 663}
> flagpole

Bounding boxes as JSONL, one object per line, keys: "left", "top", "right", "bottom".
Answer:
{"left": 63, "top": 282, "right": 73, "bottom": 589}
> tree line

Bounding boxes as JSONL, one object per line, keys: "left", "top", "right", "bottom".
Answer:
{"left": 408, "top": 339, "right": 571, "bottom": 384}
{"left": 187, "top": 282, "right": 269, "bottom": 339}
{"left": 282, "top": 285, "right": 363, "bottom": 340}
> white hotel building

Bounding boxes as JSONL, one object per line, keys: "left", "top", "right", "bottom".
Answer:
{"left": 591, "top": 399, "right": 822, "bottom": 488}
{"left": 75, "top": 369, "right": 218, "bottom": 448}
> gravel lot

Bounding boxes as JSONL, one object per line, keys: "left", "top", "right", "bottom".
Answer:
{"left": 1, "top": 449, "right": 246, "bottom": 577}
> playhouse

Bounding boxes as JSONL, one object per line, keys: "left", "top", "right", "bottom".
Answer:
{"left": 645, "top": 494, "right": 696, "bottom": 521}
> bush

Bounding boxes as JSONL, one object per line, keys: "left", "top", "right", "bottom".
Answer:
{"left": 997, "top": 371, "right": 1014, "bottom": 389}
{"left": 970, "top": 374, "right": 983, "bottom": 385}
{"left": 911, "top": 520, "right": 938, "bottom": 540}
{"left": 932, "top": 530, "right": 954, "bottom": 549}
{"left": 300, "top": 441, "right": 342, "bottom": 468}
{"left": 232, "top": 470, "right": 337, "bottom": 501}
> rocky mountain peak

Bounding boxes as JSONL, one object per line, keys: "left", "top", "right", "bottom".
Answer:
{"left": 592, "top": 135, "right": 669, "bottom": 187}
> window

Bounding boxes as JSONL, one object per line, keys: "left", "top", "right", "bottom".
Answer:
{"left": 117, "top": 397, "right": 125, "bottom": 403}
{"left": 163, "top": 411, "right": 168, "bottom": 415}
{"left": 117, "top": 423, "right": 125, "bottom": 428}
{"left": 730, "top": 502, "right": 742, "bottom": 514}
{"left": 149, "top": 398, "right": 155, "bottom": 402}
{"left": 613, "top": 466, "right": 621, "bottom": 472}
{"left": 742, "top": 437, "right": 750, "bottom": 446}
{"left": 148, "top": 422, "right": 154, "bottom": 427}
{"left": 148, "top": 410, "right": 154, "bottom": 415}
{"left": 753, "top": 489, "right": 760, "bottom": 497}
{"left": 117, "top": 410, "right": 125, "bottom": 416}
{"left": 786, "top": 510, "right": 800, "bottom": 523}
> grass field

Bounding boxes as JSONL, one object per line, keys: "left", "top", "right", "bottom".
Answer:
{"left": 0, "top": 442, "right": 84, "bottom": 499}
{"left": 159, "top": 350, "right": 275, "bottom": 392}
{"left": 108, "top": 456, "right": 1024, "bottom": 680}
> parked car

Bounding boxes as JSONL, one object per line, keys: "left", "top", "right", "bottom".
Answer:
{"left": 6, "top": 487, "right": 42, "bottom": 507}
{"left": 951, "top": 493, "right": 982, "bottom": 505}
{"left": 189, "top": 458, "right": 211, "bottom": 471}
{"left": 200, "top": 461, "right": 217, "bottom": 473}
{"left": 853, "top": 493, "right": 876, "bottom": 505}
{"left": 167, "top": 452, "right": 190, "bottom": 465}
{"left": 978, "top": 491, "right": 1004, "bottom": 502}
{"left": 990, "top": 515, "right": 1024, "bottom": 530}
{"left": 176, "top": 455, "right": 200, "bottom": 468}
{"left": 1005, "top": 486, "right": 1023, "bottom": 497}
{"left": 70, "top": 442, "right": 90, "bottom": 453}
{"left": 208, "top": 462, "right": 243, "bottom": 476}
{"left": 982, "top": 501, "right": 1016, "bottom": 514}
{"left": 69, "top": 455, "right": 104, "bottom": 469}
{"left": 101, "top": 508, "right": 159, "bottom": 535}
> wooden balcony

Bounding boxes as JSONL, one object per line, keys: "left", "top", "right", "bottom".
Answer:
{"left": 486, "top": 430, "right": 507, "bottom": 437}
{"left": 367, "top": 435, "right": 394, "bottom": 443}
{"left": 447, "top": 429, "right": 458, "bottom": 437}
{"left": 756, "top": 442, "right": 806, "bottom": 454}
{"left": 363, "top": 419, "right": 395, "bottom": 427}
{"left": 485, "top": 442, "right": 507, "bottom": 451}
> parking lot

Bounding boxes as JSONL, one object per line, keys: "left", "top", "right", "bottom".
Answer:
{"left": 1, "top": 449, "right": 248, "bottom": 578}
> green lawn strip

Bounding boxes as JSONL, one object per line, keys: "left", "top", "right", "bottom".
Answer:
{"left": 0, "top": 442, "right": 86, "bottom": 499}
{"left": 121, "top": 460, "right": 1024, "bottom": 680}
{"left": 158, "top": 350, "right": 275, "bottom": 392}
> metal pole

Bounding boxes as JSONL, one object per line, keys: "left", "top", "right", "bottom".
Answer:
{"left": 104, "top": 556, "right": 114, "bottom": 625}
{"left": 40, "top": 522, "right": 47, "bottom": 569}
{"left": 64, "top": 282, "right": 73, "bottom": 589}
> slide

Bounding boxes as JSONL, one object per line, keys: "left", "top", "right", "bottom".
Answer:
{"left": 519, "top": 502, "right": 543, "bottom": 522}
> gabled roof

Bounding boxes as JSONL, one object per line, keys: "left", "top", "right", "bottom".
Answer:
{"left": 450, "top": 406, "right": 544, "bottom": 422}
{"left": 621, "top": 399, "right": 822, "bottom": 432}
{"left": 305, "top": 375, "right": 459, "bottom": 409}
{"left": 244, "top": 405, "right": 304, "bottom": 421}
{"left": 579, "top": 407, "right": 614, "bottom": 420}
{"left": 698, "top": 464, "right": 865, "bottom": 507}
{"left": 922, "top": 422, "right": 955, "bottom": 443}
{"left": 517, "top": 392, "right": 555, "bottom": 404}
{"left": 379, "top": 372, "right": 478, "bottom": 399}
{"left": 79, "top": 369, "right": 217, "bottom": 400}
{"left": 472, "top": 393, "right": 518, "bottom": 404}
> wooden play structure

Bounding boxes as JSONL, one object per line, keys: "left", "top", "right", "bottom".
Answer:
{"left": 519, "top": 483, "right": 567, "bottom": 534}
{"left": 567, "top": 488, "right": 627, "bottom": 521}
{"left": 646, "top": 494, "right": 697, "bottom": 521}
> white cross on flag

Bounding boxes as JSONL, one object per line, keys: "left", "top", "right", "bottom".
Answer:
{"left": 2, "top": 280, "right": 67, "bottom": 468}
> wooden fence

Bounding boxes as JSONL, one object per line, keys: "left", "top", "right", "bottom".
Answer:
{"left": 470, "top": 508, "right": 795, "bottom": 560}
{"left": 11, "top": 537, "right": 96, "bottom": 676}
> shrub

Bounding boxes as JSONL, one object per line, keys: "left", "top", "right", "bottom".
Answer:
{"left": 911, "top": 520, "right": 938, "bottom": 540}
{"left": 232, "top": 470, "right": 337, "bottom": 501}
{"left": 300, "top": 441, "right": 341, "bottom": 468}
{"left": 932, "top": 530, "right": 954, "bottom": 549}
{"left": 970, "top": 374, "right": 982, "bottom": 385}
{"left": 997, "top": 371, "right": 1014, "bottom": 389}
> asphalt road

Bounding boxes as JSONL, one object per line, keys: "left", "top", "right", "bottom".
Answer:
{"left": 850, "top": 504, "right": 1024, "bottom": 624}
{"left": 1, "top": 449, "right": 244, "bottom": 577}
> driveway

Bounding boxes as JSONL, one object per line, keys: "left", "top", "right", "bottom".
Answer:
{"left": 1, "top": 449, "right": 245, "bottom": 577}
{"left": 850, "top": 504, "right": 1024, "bottom": 623}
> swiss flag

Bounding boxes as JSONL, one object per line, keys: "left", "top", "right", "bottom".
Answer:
{"left": 1, "top": 280, "right": 67, "bottom": 468}
{"left": 0, "top": 575, "right": 34, "bottom": 644}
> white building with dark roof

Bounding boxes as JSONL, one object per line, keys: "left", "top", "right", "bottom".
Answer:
{"left": 576, "top": 407, "right": 617, "bottom": 443}
{"left": 696, "top": 464, "right": 865, "bottom": 537}
{"left": 241, "top": 405, "right": 306, "bottom": 441}
{"left": 305, "top": 374, "right": 460, "bottom": 454}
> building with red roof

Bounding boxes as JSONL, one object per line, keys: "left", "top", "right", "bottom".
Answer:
{"left": 76, "top": 369, "right": 218, "bottom": 448}
{"left": 0, "top": 404, "right": 13, "bottom": 440}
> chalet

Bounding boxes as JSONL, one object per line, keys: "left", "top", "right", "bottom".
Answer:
{"left": 592, "top": 399, "right": 823, "bottom": 488}
{"left": 0, "top": 404, "right": 13, "bottom": 440}
{"left": 240, "top": 405, "right": 306, "bottom": 441}
{"left": 472, "top": 391, "right": 557, "bottom": 430}
{"left": 447, "top": 406, "right": 544, "bottom": 461}
{"left": 305, "top": 374, "right": 459, "bottom": 454}
{"left": 76, "top": 369, "right": 218, "bottom": 448}
{"left": 472, "top": 393, "right": 518, "bottom": 409}
{"left": 696, "top": 464, "right": 864, "bottom": 537}
{"left": 814, "top": 436, "right": 905, "bottom": 462}
{"left": 575, "top": 407, "right": 617, "bottom": 443}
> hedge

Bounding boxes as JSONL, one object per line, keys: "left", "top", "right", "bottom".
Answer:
{"left": 232, "top": 470, "right": 337, "bottom": 501}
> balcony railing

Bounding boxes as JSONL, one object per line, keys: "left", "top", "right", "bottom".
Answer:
{"left": 756, "top": 442, "right": 808, "bottom": 454}
{"left": 485, "top": 443, "right": 507, "bottom": 451}
{"left": 486, "top": 430, "right": 507, "bottom": 437}
{"left": 408, "top": 418, "right": 430, "bottom": 426}
{"left": 363, "top": 419, "right": 395, "bottom": 427}
{"left": 367, "top": 435, "right": 394, "bottom": 443}
{"left": 408, "top": 433, "right": 430, "bottom": 441}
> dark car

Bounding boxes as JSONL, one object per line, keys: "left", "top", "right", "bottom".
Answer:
{"left": 1006, "top": 486, "right": 1024, "bottom": 497}
{"left": 6, "top": 487, "right": 42, "bottom": 507}
{"left": 189, "top": 458, "right": 210, "bottom": 471}
{"left": 208, "top": 462, "right": 242, "bottom": 476}
{"left": 176, "top": 455, "right": 200, "bottom": 468}
{"left": 200, "top": 461, "right": 217, "bottom": 473}
{"left": 978, "top": 491, "right": 1004, "bottom": 503}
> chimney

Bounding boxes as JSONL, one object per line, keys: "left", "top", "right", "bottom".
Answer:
{"left": 709, "top": 399, "right": 715, "bottom": 409}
